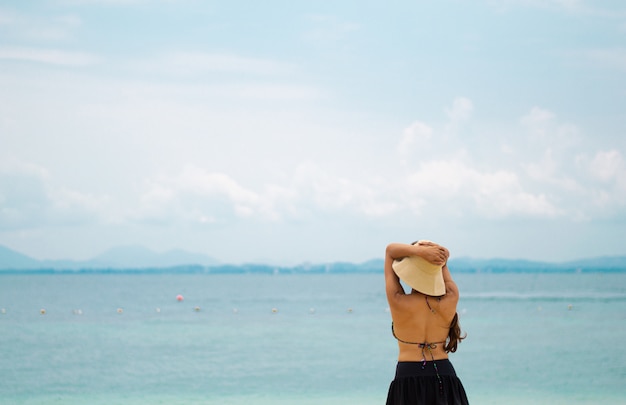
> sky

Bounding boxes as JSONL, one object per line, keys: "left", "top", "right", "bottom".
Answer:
{"left": 0, "top": 0, "right": 625, "bottom": 265}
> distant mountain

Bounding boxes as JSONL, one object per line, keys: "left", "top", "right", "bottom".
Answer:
{"left": 0, "top": 244, "right": 624, "bottom": 273}
{"left": 90, "top": 245, "right": 219, "bottom": 268}
{"left": 448, "top": 256, "right": 626, "bottom": 273}
{"left": 0, "top": 245, "right": 41, "bottom": 269}
{"left": 0, "top": 244, "right": 219, "bottom": 270}
{"left": 562, "top": 256, "right": 626, "bottom": 269}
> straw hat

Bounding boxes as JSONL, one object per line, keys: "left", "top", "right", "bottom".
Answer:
{"left": 392, "top": 253, "right": 446, "bottom": 297}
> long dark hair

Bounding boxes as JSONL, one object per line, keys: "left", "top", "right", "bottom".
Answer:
{"left": 444, "top": 312, "right": 466, "bottom": 353}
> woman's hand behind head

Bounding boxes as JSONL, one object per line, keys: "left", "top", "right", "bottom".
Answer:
{"left": 416, "top": 241, "right": 449, "bottom": 264}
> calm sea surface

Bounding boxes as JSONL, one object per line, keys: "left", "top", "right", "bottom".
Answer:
{"left": 1, "top": 272, "right": 625, "bottom": 404}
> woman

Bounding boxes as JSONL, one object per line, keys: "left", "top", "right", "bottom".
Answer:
{"left": 385, "top": 240, "right": 469, "bottom": 405}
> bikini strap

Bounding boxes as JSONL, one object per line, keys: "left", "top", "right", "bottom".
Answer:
{"left": 425, "top": 296, "right": 441, "bottom": 314}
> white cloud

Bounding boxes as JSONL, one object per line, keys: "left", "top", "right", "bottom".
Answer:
{"left": 0, "top": 46, "right": 99, "bottom": 66}
{"left": 176, "top": 166, "right": 260, "bottom": 204}
{"left": 473, "top": 172, "right": 558, "bottom": 218}
{"left": 518, "top": 107, "right": 583, "bottom": 194}
{"left": 2, "top": 91, "right": 620, "bottom": 238}
{"left": 574, "top": 150, "right": 626, "bottom": 211}
{"left": 0, "top": 7, "right": 83, "bottom": 41}
{"left": 393, "top": 100, "right": 623, "bottom": 221}
{"left": 148, "top": 51, "right": 296, "bottom": 76}
{"left": 521, "top": 106, "right": 554, "bottom": 124}
{"left": 49, "top": 187, "right": 110, "bottom": 224}
{"left": 135, "top": 166, "right": 264, "bottom": 225}
{"left": 398, "top": 100, "right": 475, "bottom": 172}
{"left": 405, "top": 159, "right": 561, "bottom": 218}
{"left": 520, "top": 106, "right": 581, "bottom": 146}
{"left": 520, "top": 106, "right": 555, "bottom": 134}
{"left": 524, "top": 149, "right": 584, "bottom": 193}
{"left": 0, "top": 161, "right": 105, "bottom": 230}
{"left": 443, "top": 97, "right": 474, "bottom": 136}
{"left": 293, "top": 162, "right": 353, "bottom": 211}
{"left": 445, "top": 97, "right": 474, "bottom": 123}
{"left": 133, "top": 162, "right": 401, "bottom": 228}
{"left": 587, "top": 149, "right": 625, "bottom": 183}
{"left": 398, "top": 120, "right": 433, "bottom": 158}
{"left": 525, "top": 149, "right": 558, "bottom": 179}
{"left": 294, "top": 161, "right": 397, "bottom": 217}
{"left": 122, "top": 51, "right": 322, "bottom": 101}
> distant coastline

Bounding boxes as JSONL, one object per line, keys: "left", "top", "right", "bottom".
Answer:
{"left": 1, "top": 244, "right": 625, "bottom": 274}
{"left": 0, "top": 257, "right": 626, "bottom": 275}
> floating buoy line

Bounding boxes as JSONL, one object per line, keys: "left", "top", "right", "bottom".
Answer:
{"left": 0, "top": 295, "right": 382, "bottom": 317}
{"left": 0, "top": 306, "right": 375, "bottom": 317}
{"left": 0, "top": 303, "right": 577, "bottom": 318}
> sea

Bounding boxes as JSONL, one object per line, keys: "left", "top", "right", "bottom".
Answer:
{"left": 1, "top": 272, "right": 625, "bottom": 405}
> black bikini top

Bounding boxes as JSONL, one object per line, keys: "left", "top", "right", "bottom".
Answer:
{"left": 390, "top": 322, "right": 445, "bottom": 349}
{"left": 391, "top": 295, "right": 446, "bottom": 348}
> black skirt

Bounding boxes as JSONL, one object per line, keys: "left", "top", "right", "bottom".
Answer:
{"left": 386, "top": 360, "right": 469, "bottom": 405}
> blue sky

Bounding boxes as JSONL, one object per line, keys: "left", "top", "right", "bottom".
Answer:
{"left": 1, "top": 0, "right": 625, "bottom": 265}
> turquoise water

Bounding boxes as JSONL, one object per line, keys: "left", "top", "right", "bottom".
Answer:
{"left": 1, "top": 273, "right": 625, "bottom": 404}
